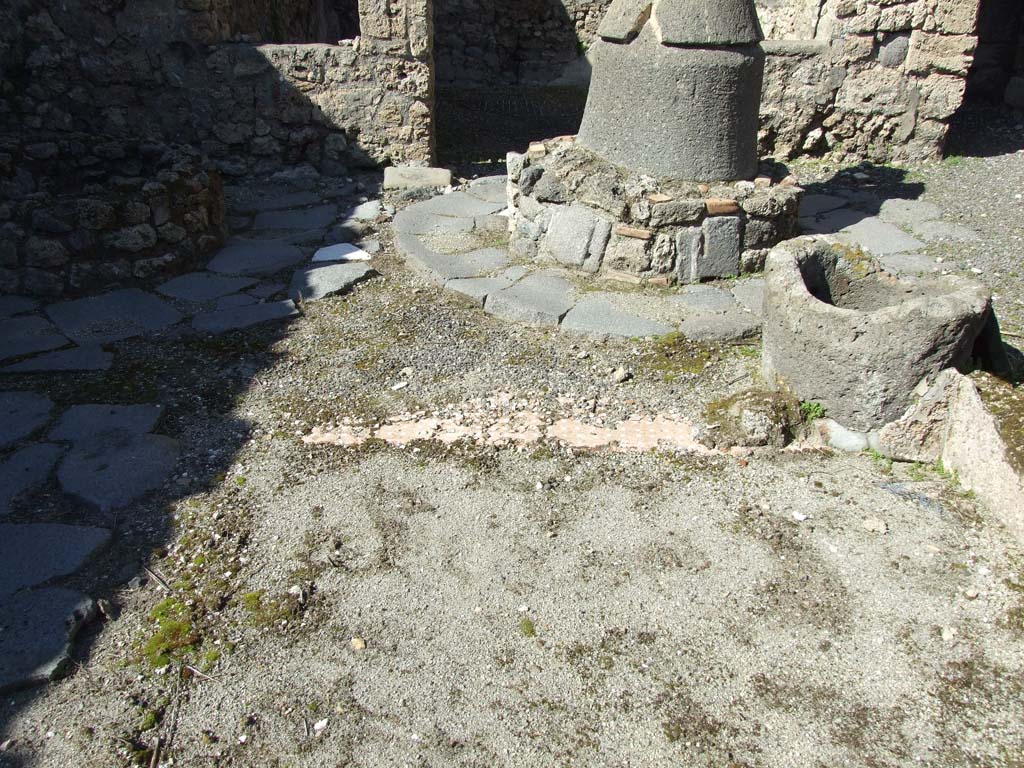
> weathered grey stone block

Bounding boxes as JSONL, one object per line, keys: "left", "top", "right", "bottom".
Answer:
{"left": 697, "top": 216, "right": 741, "bottom": 279}
{"left": 603, "top": 234, "right": 650, "bottom": 274}
{"left": 675, "top": 226, "right": 703, "bottom": 283}
{"left": 583, "top": 219, "right": 613, "bottom": 273}
{"left": 541, "top": 204, "right": 598, "bottom": 267}
{"left": 485, "top": 272, "right": 575, "bottom": 327}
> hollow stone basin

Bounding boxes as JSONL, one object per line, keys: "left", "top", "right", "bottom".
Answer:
{"left": 762, "top": 237, "right": 995, "bottom": 431}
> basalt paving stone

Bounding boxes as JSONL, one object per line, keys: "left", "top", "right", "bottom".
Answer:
{"left": 207, "top": 242, "right": 306, "bottom": 277}
{"left": 465, "top": 177, "right": 509, "bottom": 205}
{"left": 837, "top": 217, "right": 925, "bottom": 255}
{"left": 799, "top": 207, "right": 865, "bottom": 235}
{"left": 0, "top": 296, "right": 39, "bottom": 319}
{"left": 731, "top": 279, "right": 766, "bottom": 316}
{"left": 252, "top": 204, "right": 337, "bottom": 231}
{"left": 247, "top": 282, "right": 285, "bottom": 299}
{"left": 289, "top": 263, "right": 375, "bottom": 302}
{"left": 881, "top": 253, "right": 942, "bottom": 276}
{"left": 236, "top": 190, "right": 322, "bottom": 213}
{"left": 58, "top": 432, "right": 179, "bottom": 511}
{"left": 157, "top": 272, "right": 258, "bottom": 302}
{"left": 0, "top": 391, "right": 53, "bottom": 448}
{"left": 344, "top": 200, "right": 382, "bottom": 221}
{"left": 49, "top": 404, "right": 162, "bottom": 443}
{"left": 911, "top": 220, "right": 981, "bottom": 242}
{"left": 679, "top": 308, "right": 761, "bottom": 342}
{"left": 45, "top": 289, "right": 183, "bottom": 344}
{"left": 216, "top": 293, "right": 258, "bottom": 310}
{"left": 0, "top": 443, "right": 64, "bottom": 516}
{"left": 445, "top": 276, "right": 515, "bottom": 306}
{"left": 0, "top": 523, "right": 111, "bottom": 598}
{"left": 400, "top": 236, "right": 511, "bottom": 285}
{"left": 562, "top": 297, "right": 673, "bottom": 338}
{"left": 673, "top": 285, "right": 738, "bottom": 314}
{"left": 413, "top": 191, "right": 506, "bottom": 218}
{"left": 191, "top": 300, "right": 299, "bottom": 334}
{"left": 1, "top": 345, "right": 112, "bottom": 373}
{"left": 878, "top": 198, "right": 943, "bottom": 226}
{"left": 0, "top": 587, "right": 96, "bottom": 692}
{"left": 312, "top": 242, "right": 374, "bottom": 263}
{"left": 485, "top": 272, "right": 576, "bottom": 327}
{"left": 394, "top": 209, "right": 477, "bottom": 236}
{"left": 799, "top": 194, "right": 850, "bottom": 218}
{"left": 0, "top": 316, "right": 69, "bottom": 362}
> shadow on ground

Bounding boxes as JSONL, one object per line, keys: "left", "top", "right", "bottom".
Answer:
{"left": 0, "top": 17, "right": 388, "bottom": 762}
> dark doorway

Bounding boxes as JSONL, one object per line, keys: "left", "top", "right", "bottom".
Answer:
{"left": 963, "top": 0, "right": 1023, "bottom": 103}
{"left": 432, "top": 0, "right": 596, "bottom": 171}
{"left": 226, "top": 0, "right": 360, "bottom": 44}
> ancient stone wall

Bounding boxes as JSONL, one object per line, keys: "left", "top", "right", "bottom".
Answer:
{"left": 0, "top": 0, "right": 434, "bottom": 297}
{"left": 434, "top": 0, "right": 607, "bottom": 85}
{"left": 759, "top": 0, "right": 981, "bottom": 163}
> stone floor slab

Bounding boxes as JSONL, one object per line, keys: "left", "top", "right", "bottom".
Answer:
{"left": 799, "top": 194, "right": 849, "bottom": 218}
{"left": 731, "top": 279, "right": 766, "bottom": 316}
{"left": 674, "top": 285, "right": 738, "bottom": 314}
{"left": 240, "top": 190, "right": 322, "bottom": 213}
{"left": 312, "top": 243, "right": 373, "bottom": 263}
{"left": 247, "top": 282, "right": 285, "bottom": 299}
{"left": 0, "top": 316, "right": 69, "bottom": 362}
{"left": 191, "top": 300, "right": 299, "bottom": 334}
{"left": 58, "top": 433, "right": 179, "bottom": 511}
{"left": 1, "top": 345, "right": 113, "bottom": 373}
{"left": 0, "top": 523, "right": 111, "bottom": 598}
{"left": 799, "top": 207, "right": 865, "bottom": 235}
{"left": 0, "top": 587, "right": 96, "bottom": 692}
{"left": 216, "top": 293, "right": 258, "bottom": 310}
{"left": 414, "top": 191, "right": 506, "bottom": 218}
{"left": 0, "top": 443, "right": 63, "bottom": 516}
{"left": 344, "top": 200, "right": 381, "bottom": 221}
{"left": 0, "top": 296, "right": 39, "bottom": 319}
{"left": 252, "top": 204, "right": 336, "bottom": 231}
{"left": 562, "top": 297, "right": 673, "bottom": 338}
{"left": 0, "top": 391, "right": 53, "bottom": 448}
{"left": 485, "top": 272, "right": 575, "bottom": 327}
{"left": 49, "top": 404, "right": 162, "bottom": 443}
{"left": 290, "top": 263, "right": 375, "bottom": 302}
{"left": 880, "top": 253, "right": 941, "bottom": 276}
{"left": 911, "top": 220, "right": 981, "bottom": 242}
{"left": 465, "top": 177, "right": 508, "bottom": 205}
{"left": 399, "top": 235, "right": 510, "bottom": 284}
{"left": 445, "top": 276, "right": 514, "bottom": 307}
{"left": 46, "top": 289, "right": 183, "bottom": 344}
{"left": 157, "top": 272, "right": 258, "bottom": 302}
{"left": 383, "top": 166, "right": 452, "bottom": 190}
{"left": 679, "top": 309, "right": 761, "bottom": 342}
{"left": 206, "top": 242, "right": 306, "bottom": 277}
{"left": 836, "top": 216, "right": 925, "bottom": 255}
{"left": 394, "top": 209, "right": 477, "bottom": 237}
{"left": 878, "top": 198, "right": 943, "bottom": 226}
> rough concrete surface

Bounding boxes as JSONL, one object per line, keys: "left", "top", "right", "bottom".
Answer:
{"left": 1, "top": 137, "right": 1023, "bottom": 767}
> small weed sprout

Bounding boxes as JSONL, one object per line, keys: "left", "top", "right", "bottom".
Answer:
{"left": 800, "top": 401, "right": 826, "bottom": 422}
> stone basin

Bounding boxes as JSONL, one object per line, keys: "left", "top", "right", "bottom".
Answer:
{"left": 762, "top": 237, "right": 995, "bottom": 431}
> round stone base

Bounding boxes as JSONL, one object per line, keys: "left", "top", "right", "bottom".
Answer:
{"left": 506, "top": 137, "right": 803, "bottom": 286}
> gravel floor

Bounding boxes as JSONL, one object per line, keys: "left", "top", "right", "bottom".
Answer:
{"left": 1, "top": 109, "right": 1023, "bottom": 768}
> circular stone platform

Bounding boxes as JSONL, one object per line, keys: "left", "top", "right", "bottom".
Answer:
{"left": 393, "top": 176, "right": 767, "bottom": 342}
